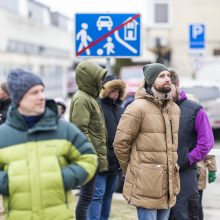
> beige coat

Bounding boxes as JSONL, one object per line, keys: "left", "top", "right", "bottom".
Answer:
{"left": 197, "top": 155, "right": 217, "bottom": 190}
{"left": 114, "top": 87, "right": 180, "bottom": 209}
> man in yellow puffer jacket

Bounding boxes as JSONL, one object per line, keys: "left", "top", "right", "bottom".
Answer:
{"left": 0, "top": 69, "right": 97, "bottom": 220}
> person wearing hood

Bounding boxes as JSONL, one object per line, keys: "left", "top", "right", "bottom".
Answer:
{"left": 88, "top": 76, "right": 126, "bottom": 220}
{"left": 169, "top": 69, "right": 214, "bottom": 220}
{"left": 0, "top": 69, "right": 97, "bottom": 220}
{"left": 55, "top": 97, "right": 67, "bottom": 119}
{"left": 69, "top": 60, "right": 108, "bottom": 220}
{"left": 113, "top": 63, "right": 180, "bottom": 220}
{"left": 0, "top": 82, "right": 11, "bottom": 125}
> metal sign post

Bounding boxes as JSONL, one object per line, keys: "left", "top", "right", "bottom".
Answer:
{"left": 105, "top": 58, "right": 112, "bottom": 75}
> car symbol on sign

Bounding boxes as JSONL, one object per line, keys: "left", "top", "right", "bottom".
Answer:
{"left": 96, "top": 16, "right": 113, "bottom": 31}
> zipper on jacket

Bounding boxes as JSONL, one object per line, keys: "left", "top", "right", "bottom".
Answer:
{"left": 170, "top": 120, "right": 174, "bottom": 144}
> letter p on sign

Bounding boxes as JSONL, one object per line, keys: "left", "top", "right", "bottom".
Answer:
{"left": 192, "top": 24, "right": 204, "bottom": 39}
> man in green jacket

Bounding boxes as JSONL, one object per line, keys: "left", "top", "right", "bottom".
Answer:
{"left": 0, "top": 69, "right": 97, "bottom": 220}
{"left": 69, "top": 60, "right": 108, "bottom": 220}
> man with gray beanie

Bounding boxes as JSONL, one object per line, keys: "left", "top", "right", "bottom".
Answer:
{"left": 0, "top": 69, "right": 98, "bottom": 220}
{"left": 114, "top": 63, "right": 180, "bottom": 220}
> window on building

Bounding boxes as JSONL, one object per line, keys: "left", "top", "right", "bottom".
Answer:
{"left": 147, "top": 0, "right": 173, "bottom": 28}
{"left": 213, "top": 49, "right": 220, "bottom": 56}
{"left": 155, "top": 3, "right": 168, "bottom": 23}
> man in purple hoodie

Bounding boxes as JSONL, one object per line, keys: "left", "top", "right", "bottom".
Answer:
{"left": 169, "top": 70, "right": 214, "bottom": 220}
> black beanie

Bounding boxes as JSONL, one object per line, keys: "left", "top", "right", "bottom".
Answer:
{"left": 143, "top": 63, "right": 168, "bottom": 87}
{"left": 102, "top": 74, "right": 117, "bottom": 84}
{"left": 7, "top": 69, "right": 44, "bottom": 106}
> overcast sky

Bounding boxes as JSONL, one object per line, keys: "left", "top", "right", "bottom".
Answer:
{"left": 36, "top": 0, "right": 147, "bottom": 23}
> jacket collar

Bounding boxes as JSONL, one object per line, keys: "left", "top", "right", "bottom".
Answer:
{"left": 6, "top": 99, "right": 58, "bottom": 133}
{"left": 135, "top": 87, "right": 172, "bottom": 111}
{"left": 0, "top": 98, "right": 11, "bottom": 106}
{"left": 100, "top": 97, "right": 118, "bottom": 106}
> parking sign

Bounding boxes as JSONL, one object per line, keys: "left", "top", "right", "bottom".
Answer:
{"left": 189, "top": 24, "right": 205, "bottom": 49}
{"left": 75, "top": 13, "right": 141, "bottom": 57}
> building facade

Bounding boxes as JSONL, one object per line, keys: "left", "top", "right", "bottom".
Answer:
{"left": 0, "top": 0, "right": 73, "bottom": 98}
{"left": 145, "top": 0, "right": 220, "bottom": 77}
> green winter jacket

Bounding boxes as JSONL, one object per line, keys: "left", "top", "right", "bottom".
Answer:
{"left": 69, "top": 60, "right": 108, "bottom": 172}
{"left": 0, "top": 100, "right": 97, "bottom": 220}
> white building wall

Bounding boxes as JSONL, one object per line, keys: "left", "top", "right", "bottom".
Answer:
{"left": 0, "top": 5, "right": 73, "bottom": 98}
{"left": 18, "top": 0, "right": 28, "bottom": 17}
{"left": 0, "top": 0, "right": 19, "bottom": 14}
{"left": 146, "top": 0, "right": 220, "bottom": 77}
{"left": 172, "top": 0, "right": 220, "bottom": 77}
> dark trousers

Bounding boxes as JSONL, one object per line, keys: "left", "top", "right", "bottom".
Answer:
{"left": 169, "top": 192, "right": 200, "bottom": 220}
{"left": 169, "top": 169, "right": 200, "bottom": 220}
{"left": 75, "top": 174, "right": 97, "bottom": 220}
{"left": 188, "top": 191, "right": 200, "bottom": 220}
{"left": 199, "top": 190, "right": 204, "bottom": 220}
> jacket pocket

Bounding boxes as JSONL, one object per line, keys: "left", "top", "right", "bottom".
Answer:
{"left": 173, "top": 164, "right": 180, "bottom": 195}
{"left": 135, "top": 164, "right": 164, "bottom": 199}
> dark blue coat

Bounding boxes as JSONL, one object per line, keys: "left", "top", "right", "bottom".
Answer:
{"left": 99, "top": 97, "right": 123, "bottom": 173}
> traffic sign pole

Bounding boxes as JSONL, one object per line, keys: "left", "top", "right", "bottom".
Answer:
{"left": 106, "top": 58, "right": 112, "bottom": 75}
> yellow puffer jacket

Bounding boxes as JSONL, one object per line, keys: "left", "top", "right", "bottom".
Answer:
{"left": 0, "top": 101, "right": 97, "bottom": 220}
{"left": 114, "top": 87, "right": 180, "bottom": 209}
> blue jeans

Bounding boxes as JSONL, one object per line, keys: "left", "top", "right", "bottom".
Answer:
{"left": 137, "top": 207, "right": 170, "bottom": 220}
{"left": 88, "top": 172, "right": 119, "bottom": 220}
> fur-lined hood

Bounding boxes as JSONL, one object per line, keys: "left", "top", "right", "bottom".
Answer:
{"left": 100, "top": 79, "right": 126, "bottom": 101}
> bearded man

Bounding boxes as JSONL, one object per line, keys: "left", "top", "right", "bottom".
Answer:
{"left": 114, "top": 63, "right": 180, "bottom": 220}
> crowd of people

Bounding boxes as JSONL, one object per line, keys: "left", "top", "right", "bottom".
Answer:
{"left": 0, "top": 60, "right": 217, "bottom": 220}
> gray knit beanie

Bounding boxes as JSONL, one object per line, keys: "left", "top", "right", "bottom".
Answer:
{"left": 143, "top": 63, "right": 168, "bottom": 87}
{"left": 7, "top": 69, "right": 44, "bottom": 106}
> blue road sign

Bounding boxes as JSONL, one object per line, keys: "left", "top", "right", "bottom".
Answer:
{"left": 189, "top": 24, "right": 205, "bottom": 49}
{"left": 75, "top": 13, "right": 141, "bottom": 57}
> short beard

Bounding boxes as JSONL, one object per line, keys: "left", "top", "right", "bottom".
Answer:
{"left": 154, "top": 85, "right": 171, "bottom": 94}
